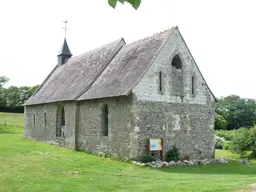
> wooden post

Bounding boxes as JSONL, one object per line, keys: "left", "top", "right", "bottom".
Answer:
{"left": 148, "top": 139, "right": 150, "bottom": 155}
{"left": 160, "top": 138, "right": 163, "bottom": 161}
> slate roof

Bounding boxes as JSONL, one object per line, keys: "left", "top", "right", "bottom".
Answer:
{"left": 25, "top": 38, "right": 125, "bottom": 105}
{"left": 58, "top": 38, "right": 72, "bottom": 56}
{"left": 78, "top": 28, "right": 173, "bottom": 100}
{"left": 26, "top": 26, "right": 216, "bottom": 105}
{"left": 25, "top": 28, "right": 174, "bottom": 106}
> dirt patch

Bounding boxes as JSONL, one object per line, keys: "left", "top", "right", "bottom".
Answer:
{"left": 249, "top": 184, "right": 256, "bottom": 192}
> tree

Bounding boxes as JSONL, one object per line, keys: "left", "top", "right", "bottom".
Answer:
{"left": 216, "top": 95, "right": 256, "bottom": 130}
{"left": 0, "top": 76, "right": 9, "bottom": 107}
{"left": 0, "top": 76, "right": 9, "bottom": 89}
{"left": 0, "top": 76, "right": 39, "bottom": 108}
{"left": 214, "top": 112, "right": 227, "bottom": 130}
{"left": 5, "top": 85, "right": 39, "bottom": 107}
{"left": 108, "top": 0, "right": 141, "bottom": 9}
{"left": 5, "top": 86, "right": 21, "bottom": 107}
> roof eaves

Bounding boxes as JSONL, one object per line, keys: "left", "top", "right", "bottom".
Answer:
{"left": 24, "top": 64, "right": 59, "bottom": 106}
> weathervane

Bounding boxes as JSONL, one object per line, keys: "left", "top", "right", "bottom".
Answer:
{"left": 62, "top": 20, "right": 68, "bottom": 38}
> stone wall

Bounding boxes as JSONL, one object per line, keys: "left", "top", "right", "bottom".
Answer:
{"left": 131, "top": 27, "right": 216, "bottom": 160}
{"left": 132, "top": 28, "right": 216, "bottom": 105}
{"left": 132, "top": 100, "right": 215, "bottom": 160}
{"left": 24, "top": 101, "right": 76, "bottom": 148}
{"left": 77, "top": 96, "right": 134, "bottom": 158}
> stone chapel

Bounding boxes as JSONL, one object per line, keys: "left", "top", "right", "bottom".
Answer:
{"left": 24, "top": 26, "right": 216, "bottom": 160}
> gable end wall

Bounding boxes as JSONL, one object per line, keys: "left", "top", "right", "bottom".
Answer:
{"left": 131, "top": 28, "right": 215, "bottom": 160}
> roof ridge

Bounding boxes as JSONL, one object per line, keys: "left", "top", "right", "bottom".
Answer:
{"left": 74, "top": 38, "right": 124, "bottom": 58}
{"left": 125, "top": 26, "right": 176, "bottom": 46}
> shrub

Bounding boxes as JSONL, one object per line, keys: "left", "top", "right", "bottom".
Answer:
{"left": 139, "top": 155, "right": 156, "bottom": 163}
{"left": 166, "top": 146, "right": 180, "bottom": 162}
{"left": 251, "top": 150, "right": 256, "bottom": 158}
{"left": 215, "top": 130, "right": 239, "bottom": 141}
{"left": 250, "top": 126, "right": 256, "bottom": 157}
{"left": 229, "top": 128, "right": 252, "bottom": 156}
{"left": 224, "top": 142, "right": 231, "bottom": 150}
{"left": 215, "top": 135, "right": 225, "bottom": 149}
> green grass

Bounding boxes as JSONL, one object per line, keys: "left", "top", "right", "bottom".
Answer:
{"left": 216, "top": 149, "right": 256, "bottom": 164}
{"left": 0, "top": 113, "right": 256, "bottom": 191}
{"left": 0, "top": 112, "right": 24, "bottom": 126}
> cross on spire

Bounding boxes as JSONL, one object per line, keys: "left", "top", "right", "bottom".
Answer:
{"left": 62, "top": 20, "right": 68, "bottom": 38}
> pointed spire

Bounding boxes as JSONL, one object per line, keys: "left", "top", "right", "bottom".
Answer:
{"left": 57, "top": 38, "right": 72, "bottom": 66}
{"left": 58, "top": 38, "right": 72, "bottom": 56}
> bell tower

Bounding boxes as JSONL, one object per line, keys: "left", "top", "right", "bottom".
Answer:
{"left": 57, "top": 21, "right": 72, "bottom": 66}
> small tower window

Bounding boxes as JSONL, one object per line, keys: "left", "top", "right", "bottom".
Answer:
{"left": 33, "top": 114, "right": 35, "bottom": 126}
{"left": 102, "top": 104, "right": 109, "bottom": 136}
{"left": 192, "top": 76, "right": 195, "bottom": 95}
{"left": 159, "top": 71, "right": 162, "bottom": 92}
{"left": 44, "top": 113, "right": 46, "bottom": 126}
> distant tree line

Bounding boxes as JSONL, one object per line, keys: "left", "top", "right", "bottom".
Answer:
{"left": 215, "top": 95, "right": 256, "bottom": 130}
{"left": 0, "top": 76, "right": 39, "bottom": 110}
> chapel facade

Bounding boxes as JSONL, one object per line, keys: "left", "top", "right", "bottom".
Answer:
{"left": 24, "top": 26, "right": 216, "bottom": 160}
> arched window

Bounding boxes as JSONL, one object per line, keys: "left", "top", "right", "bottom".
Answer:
{"left": 172, "top": 55, "right": 182, "bottom": 69}
{"left": 102, "top": 104, "right": 109, "bottom": 136}
{"left": 171, "top": 55, "right": 183, "bottom": 96}
{"left": 56, "top": 103, "right": 65, "bottom": 137}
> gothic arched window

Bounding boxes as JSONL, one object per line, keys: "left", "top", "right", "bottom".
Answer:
{"left": 171, "top": 55, "right": 183, "bottom": 96}
{"left": 56, "top": 103, "right": 65, "bottom": 137}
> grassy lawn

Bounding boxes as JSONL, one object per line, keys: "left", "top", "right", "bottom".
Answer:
{"left": 216, "top": 148, "right": 256, "bottom": 164}
{"left": 0, "top": 114, "right": 256, "bottom": 191}
{"left": 0, "top": 112, "right": 24, "bottom": 126}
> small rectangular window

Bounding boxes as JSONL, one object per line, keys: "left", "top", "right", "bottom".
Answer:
{"left": 103, "top": 104, "right": 108, "bottom": 136}
{"left": 159, "top": 71, "right": 162, "bottom": 92}
{"left": 192, "top": 76, "right": 195, "bottom": 95}
{"left": 33, "top": 114, "right": 35, "bottom": 126}
{"left": 44, "top": 113, "right": 46, "bottom": 126}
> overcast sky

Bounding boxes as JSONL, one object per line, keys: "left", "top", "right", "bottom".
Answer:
{"left": 0, "top": 0, "right": 255, "bottom": 99}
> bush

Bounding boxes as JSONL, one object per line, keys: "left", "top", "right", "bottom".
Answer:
{"left": 166, "top": 146, "right": 180, "bottom": 162}
{"left": 224, "top": 142, "right": 231, "bottom": 150}
{"left": 215, "top": 135, "right": 225, "bottom": 149}
{"left": 139, "top": 155, "right": 156, "bottom": 163}
{"left": 216, "top": 130, "right": 239, "bottom": 141}
{"left": 250, "top": 126, "right": 256, "bottom": 157}
{"left": 229, "top": 128, "right": 252, "bottom": 156}
{"left": 251, "top": 150, "right": 256, "bottom": 158}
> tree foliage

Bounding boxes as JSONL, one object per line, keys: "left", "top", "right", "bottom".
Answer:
{"left": 0, "top": 76, "right": 9, "bottom": 107}
{"left": 108, "top": 0, "right": 141, "bottom": 9}
{"left": 0, "top": 76, "right": 39, "bottom": 108}
{"left": 214, "top": 112, "right": 227, "bottom": 130}
{"left": 0, "top": 76, "right": 9, "bottom": 88}
{"left": 229, "top": 126, "right": 256, "bottom": 157}
{"left": 215, "top": 95, "right": 256, "bottom": 130}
